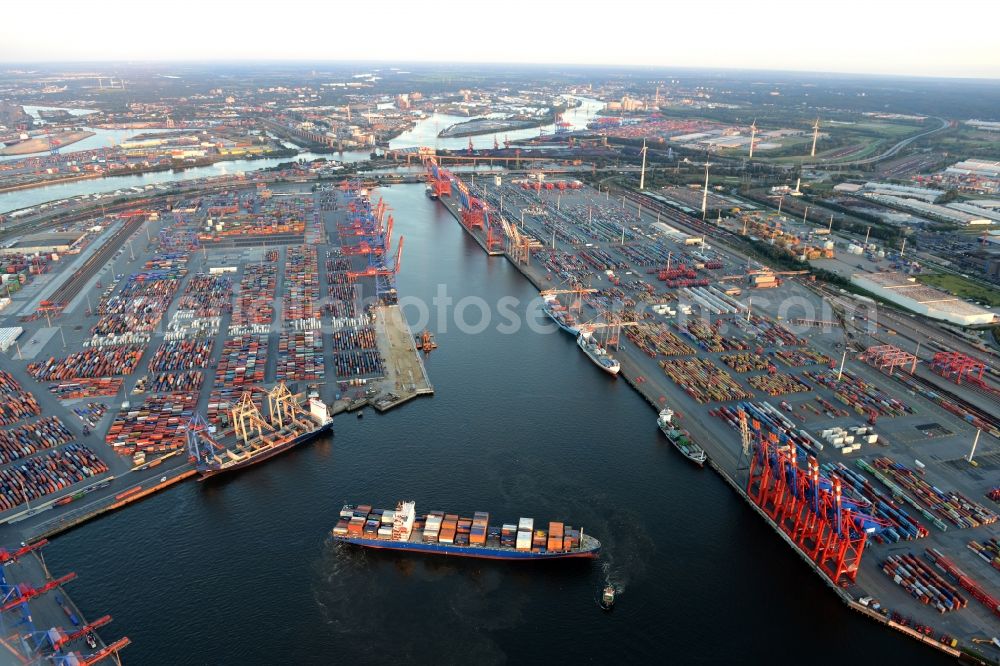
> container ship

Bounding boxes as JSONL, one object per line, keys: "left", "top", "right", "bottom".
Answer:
{"left": 542, "top": 294, "right": 581, "bottom": 335}
{"left": 577, "top": 330, "right": 620, "bottom": 375}
{"left": 657, "top": 408, "right": 706, "bottom": 466}
{"left": 187, "top": 382, "right": 333, "bottom": 479}
{"left": 332, "top": 501, "right": 601, "bottom": 560}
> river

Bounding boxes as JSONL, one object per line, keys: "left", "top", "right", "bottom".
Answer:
{"left": 0, "top": 98, "right": 603, "bottom": 214}
{"left": 1, "top": 106, "right": 184, "bottom": 163}
{"left": 389, "top": 97, "right": 604, "bottom": 151}
{"left": 43, "top": 184, "right": 942, "bottom": 665}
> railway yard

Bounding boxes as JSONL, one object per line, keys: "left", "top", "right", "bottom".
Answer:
{"left": 430, "top": 169, "right": 1000, "bottom": 658}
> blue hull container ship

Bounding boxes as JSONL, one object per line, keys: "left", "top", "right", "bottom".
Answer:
{"left": 332, "top": 501, "right": 601, "bottom": 560}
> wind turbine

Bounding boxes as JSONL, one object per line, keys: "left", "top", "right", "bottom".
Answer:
{"left": 748, "top": 119, "right": 758, "bottom": 159}
{"left": 810, "top": 117, "right": 820, "bottom": 157}
{"left": 639, "top": 139, "right": 648, "bottom": 190}
{"left": 700, "top": 159, "right": 713, "bottom": 219}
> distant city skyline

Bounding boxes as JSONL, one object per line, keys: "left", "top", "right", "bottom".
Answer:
{"left": 3, "top": 0, "right": 999, "bottom": 79}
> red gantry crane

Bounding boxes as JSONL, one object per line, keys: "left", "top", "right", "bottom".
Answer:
{"left": 745, "top": 412, "right": 889, "bottom": 584}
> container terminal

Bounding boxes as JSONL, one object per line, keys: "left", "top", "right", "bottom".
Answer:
{"left": 1, "top": 153, "right": 998, "bottom": 659}
{"left": 0, "top": 176, "right": 432, "bottom": 547}
{"left": 0, "top": 540, "right": 129, "bottom": 664}
{"left": 420, "top": 155, "right": 1000, "bottom": 659}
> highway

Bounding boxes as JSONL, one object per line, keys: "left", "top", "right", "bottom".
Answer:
{"left": 803, "top": 117, "right": 950, "bottom": 168}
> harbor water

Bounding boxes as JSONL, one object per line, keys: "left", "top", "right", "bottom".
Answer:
{"left": 44, "top": 184, "right": 945, "bottom": 664}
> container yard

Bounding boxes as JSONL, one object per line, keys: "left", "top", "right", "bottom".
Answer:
{"left": 0, "top": 178, "right": 432, "bottom": 559}
{"left": 423, "top": 167, "right": 1000, "bottom": 656}
{"left": 0, "top": 540, "right": 130, "bottom": 663}
{"left": 48, "top": 378, "right": 123, "bottom": 399}
{"left": 0, "top": 369, "right": 41, "bottom": 425}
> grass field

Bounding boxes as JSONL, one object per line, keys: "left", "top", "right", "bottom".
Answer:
{"left": 917, "top": 273, "right": 1000, "bottom": 307}
{"left": 850, "top": 122, "right": 925, "bottom": 137}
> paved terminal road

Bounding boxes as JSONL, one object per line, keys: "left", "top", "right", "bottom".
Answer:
{"left": 371, "top": 304, "right": 434, "bottom": 409}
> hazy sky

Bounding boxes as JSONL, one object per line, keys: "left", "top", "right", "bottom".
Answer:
{"left": 4, "top": 0, "right": 998, "bottom": 78}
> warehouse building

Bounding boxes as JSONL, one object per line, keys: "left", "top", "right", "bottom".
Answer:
{"left": 0, "top": 231, "right": 85, "bottom": 256}
{"left": 861, "top": 194, "right": 992, "bottom": 226}
{"left": 851, "top": 271, "right": 996, "bottom": 326}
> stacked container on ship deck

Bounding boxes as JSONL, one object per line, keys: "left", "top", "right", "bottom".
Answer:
{"left": 439, "top": 514, "right": 457, "bottom": 544}
{"left": 377, "top": 509, "right": 394, "bottom": 538}
{"left": 471, "top": 511, "right": 489, "bottom": 545}
{"left": 547, "top": 522, "right": 565, "bottom": 551}
{"left": 516, "top": 517, "right": 534, "bottom": 551}
{"left": 501, "top": 524, "right": 517, "bottom": 548}
{"left": 347, "top": 517, "right": 364, "bottom": 535}
{"left": 424, "top": 512, "right": 443, "bottom": 543}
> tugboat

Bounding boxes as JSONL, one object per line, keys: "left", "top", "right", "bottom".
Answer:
{"left": 419, "top": 329, "right": 438, "bottom": 353}
{"left": 85, "top": 631, "right": 98, "bottom": 649}
{"left": 600, "top": 585, "right": 616, "bottom": 610}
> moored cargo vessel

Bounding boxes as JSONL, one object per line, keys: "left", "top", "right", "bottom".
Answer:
{"left": 657, "top": 408, "right": 706, "bottom": 466}
{"left": 187, "top": 382, "right": 333, "bottom": 479}
{"left": 541, "top": 294, "right": 581, "bottom": 335}
{"left": 577, "top": 330, "right": 620, "bottom": 375}
{"left": 331, "top": 501, "right": 600, "bottom": 560}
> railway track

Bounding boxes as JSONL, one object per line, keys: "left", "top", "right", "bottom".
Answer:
{"left": 39, "top": 213, "right": 149, "bottom": 316}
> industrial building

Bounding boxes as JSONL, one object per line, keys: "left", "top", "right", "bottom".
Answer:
{"left": 861, "top": 193, "right": 992, "bottom": 226}
{"left": 946, "top": 201, "right": 1000, "bottom": 223}
{"left": 0, "top": 231, "right": 85, "bottom": 256}
{"left": 945, "top": 158, "right": 1000, "bottom": 179}
{"left": 851, "top": 271, "right": 997, "bottom": 326}
{"left": 861, "top": 182, "right": 944, "bottom": 202}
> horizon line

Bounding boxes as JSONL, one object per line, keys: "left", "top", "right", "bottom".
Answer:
{"left": 2, "top": 60, "right": 999, "bottom": 83}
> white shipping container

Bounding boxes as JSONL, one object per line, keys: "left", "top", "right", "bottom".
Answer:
{"left": 518, "top": 517, "right": 534, "bottom": 531}
{"left": 516, "top": 531, "right": 532, "bottom": 550}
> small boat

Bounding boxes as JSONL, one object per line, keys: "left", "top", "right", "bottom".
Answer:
{"left": 85, "top": 631, "right": 98, "bottom": 649}
{"left": 419, "top": 329, "right": 438, "bottom": 353}
{"left": 357, "top": 411, "right": 364, "bottom": 419}
{"left": 600, "top": 585, "right": 616, "bottom": 610}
